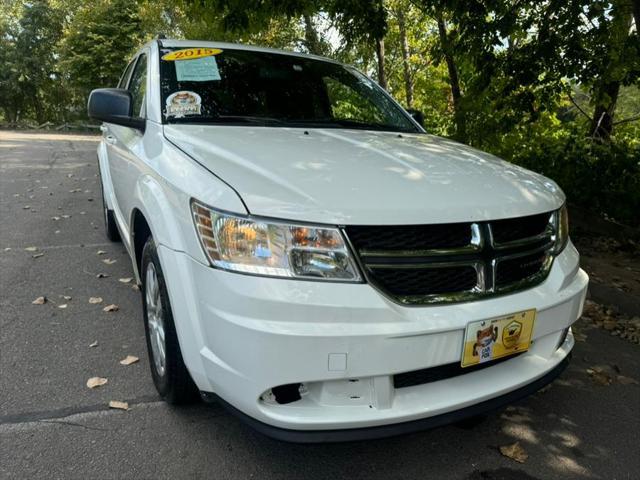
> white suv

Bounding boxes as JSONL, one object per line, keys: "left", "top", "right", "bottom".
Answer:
{"left": 88, "top": 39, "right": 588, "bottom": 442}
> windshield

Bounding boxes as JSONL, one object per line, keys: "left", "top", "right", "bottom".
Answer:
{"left": 159, "top": 47, "right": 419, "bottom": 133}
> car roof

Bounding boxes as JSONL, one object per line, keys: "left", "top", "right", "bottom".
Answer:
{"left": 151, "top": 38, "right": 342, "bottom": 65}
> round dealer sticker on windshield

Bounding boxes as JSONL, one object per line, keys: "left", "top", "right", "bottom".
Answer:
{"left": 165, "top": 91, "right": 202, "bottom": 118}
{"left": 162, "top": 48, "right": 222, "bottom": 61}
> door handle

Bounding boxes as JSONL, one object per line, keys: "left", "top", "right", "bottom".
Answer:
{"left": 105, "top": 135, "right": 116, "bottom": 145}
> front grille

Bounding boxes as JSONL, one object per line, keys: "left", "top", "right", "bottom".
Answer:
{"left": 491, "top": 212, "right": 551, "bottom": 245}
{"left": 394, "top": 354, "right": 522, "bottom": 389}
{"left": 344, "top": 211, "right": 557, "bottom": 304}
{"left": 346, "top": 223, "right": 472, "bottom": 252}
{"left": 496, "top": 251, "right": 549, "bottom": 287}
{"left": 370, "top": 266, "right": 477, "bottom": 296}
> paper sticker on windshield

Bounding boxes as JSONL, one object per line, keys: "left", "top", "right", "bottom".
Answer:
{"left": 175, "top": 56, "right": 221, "bottom": 82}
{"left": 162, "top": 48, "right": 222, "bottom": 61}
{"left": 165, "top": 91, "right": 201, "bottom": 118}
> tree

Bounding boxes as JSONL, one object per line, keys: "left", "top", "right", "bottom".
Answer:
{"left": 586, "top": 0, "right": 638, "bottom": 139}
{"left": 181, "top": 0, "right": 389, "bottom": 86}
{"left": 6, "top": 0, "right": 63, "bottom": 124}
{"left": 393, "top": 7, "right": 414, "bottom": 107}
{"left": 58, "top": 0, "right": 144, "bottom": 119}
{"left": 0, "top": 4, "right": 22, "bottom": 123}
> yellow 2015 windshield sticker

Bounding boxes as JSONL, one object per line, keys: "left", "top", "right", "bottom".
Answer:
{"left": 162, "top": 48, "right": 223, "bottom": 61}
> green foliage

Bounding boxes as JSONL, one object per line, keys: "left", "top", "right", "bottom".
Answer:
{"left": 1, "top": 0, "right": 63, "bottom": 123}
{"left": 1, "top": 0, "right": 638, "bottom": 225}
{"left": 494, "top": 122, "right": 640, "bottom": 226}
{"left": 57, "top": 0, "right": 143, "bottom": 119}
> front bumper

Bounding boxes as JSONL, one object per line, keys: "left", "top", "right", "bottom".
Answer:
{"left": 158, "top": 241, "right": 588, "bottom": 435}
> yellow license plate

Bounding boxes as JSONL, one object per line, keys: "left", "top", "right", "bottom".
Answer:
{"left": 461, "top": 309, "right": 536, "bottom": 368}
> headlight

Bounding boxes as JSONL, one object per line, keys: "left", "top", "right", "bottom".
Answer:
{"left": 552, "top": 204, "right": 569, "bottom": 254}
{"left": 191, "top": 200, "right": 361, "bottom": 281}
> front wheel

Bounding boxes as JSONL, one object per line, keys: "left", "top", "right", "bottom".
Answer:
{"left": 141, "top": 238, "right": 198, "bottom": 404}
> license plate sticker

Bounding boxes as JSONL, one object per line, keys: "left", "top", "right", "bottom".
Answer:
{"left": 461, "top": 309, "right": 536, "bottom": 368}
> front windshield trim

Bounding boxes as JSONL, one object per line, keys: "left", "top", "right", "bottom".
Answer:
{"left": 165, "top": 115, "right": 420, "bottom": 133}
{"left": 159, "top": 47, "right": 422, "bottom": 134}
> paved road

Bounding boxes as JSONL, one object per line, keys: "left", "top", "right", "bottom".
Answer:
{"left": 1, "top": 131, "right": 638, "bottom": 480}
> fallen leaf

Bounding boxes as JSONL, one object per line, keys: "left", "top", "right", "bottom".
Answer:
{"left": 499, "top": 442, "right": 528, "bottom": 464}
{"left": 108, "top": 400, "right": 129, "bottom": 411}
{"left": 118, "top": 277, "right": 133, "bottom": 284}
{"left": 86, "top": 377, "right": 108, "bottom": 389}
{"left": 96, "top": 250, "right": 106, "bottom": 255}
{"left": 32, "top": 296, "right": 47, "bottom": 305}
{"left": 58, "top": 304, "right": 68, "bottom": 309}
{"left": 617, "top": 375, "right": 639, "bottom": 385}
{"left": 89, "top": 340, "right": 98, "bottom": 347}
{"left": 119, "top": 355, "right": 139, "bottom": 366}
{"left": 587, "top": 368, "right": 613, "bottom": 386}
{"left": 32, "top": 253, "right": 44, "bottom": 258}
{"left": 96, "top": 273, "right": 109, "bottom": 278}
{"left": 25, "top": 246, "right": 38, "bottom": 252}
{"left": 103, "top": 304, "right": 119, "bottom": 312}
{"left": 102, "top": 259, "right": 117, "bottom": 265}
{"left": 89, "top": 297, "right": 103, "bottom": 304}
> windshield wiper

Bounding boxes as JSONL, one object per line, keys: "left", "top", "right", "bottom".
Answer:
{"left": 289, "top": 118, "right": 414, "bottom": 133}
{"left": 167, "top": 115, "right": 284, "bottom": 125}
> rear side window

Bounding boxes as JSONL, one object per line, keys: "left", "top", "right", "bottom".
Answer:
{"left": 128, "top": 54, "right": 147, "bottom": 118}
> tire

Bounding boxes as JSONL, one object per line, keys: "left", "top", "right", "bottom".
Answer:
{"left": 99, "top": 175, "right": 121, "bottom": 242}
{"left": 141, "top": 237, "right": 199, "bottom": 404}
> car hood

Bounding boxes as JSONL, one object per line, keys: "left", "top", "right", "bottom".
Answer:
{"left": 164, "top": 125, "right": 564, "bottom": 225}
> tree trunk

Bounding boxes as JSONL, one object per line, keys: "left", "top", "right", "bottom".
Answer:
{"left": 375, "top": 37, "right": 387, "bottom": 90}
{"left": 3, "top": 107, "right": 16, "bottom": 124}
{"left": 588, "top": 0, "right": 634, "bottom": 140}
{"left": 32, "top": 90, "right": 46, "bottom": 125}
{"left": 303, "top": 14, "right": 322, "bottom": 55}
{"left": 396, "top": 9, "right": 414, "bottom": 108}
{"left": 590, "top": 83, "right": 621, "bottom": 140}
{"left": 436, "top": 13, "right": 466, "bottom": 142}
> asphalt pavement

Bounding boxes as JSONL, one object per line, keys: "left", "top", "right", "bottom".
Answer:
{"left": 1, "top": 130, "right": 638, "bottom": 480}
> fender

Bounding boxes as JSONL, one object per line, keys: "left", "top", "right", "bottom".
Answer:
{"left": 97, "top": 139, "right": 115, "bottom": 211}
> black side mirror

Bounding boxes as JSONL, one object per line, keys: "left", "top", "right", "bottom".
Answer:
{"left": 406, "top": 108, "right": 425, "bottom": 128}
{"left": 88, "top": 88, "right": 145, "bottom": 131}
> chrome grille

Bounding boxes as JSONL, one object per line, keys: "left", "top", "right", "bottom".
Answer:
{"left": 344, "top": 211, "right": 557, "bottom": 305}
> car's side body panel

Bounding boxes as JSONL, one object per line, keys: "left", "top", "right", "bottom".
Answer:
{"left": 101, "top": 119, "right": 247, "bottom": 279}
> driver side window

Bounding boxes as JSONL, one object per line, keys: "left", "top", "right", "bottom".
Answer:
{"left": 128, "top": 54, "right": 147, "bottom": 118}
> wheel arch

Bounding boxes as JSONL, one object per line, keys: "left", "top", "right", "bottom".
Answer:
{"left": 131, "top": 208, "right": 152, "bottom": 278}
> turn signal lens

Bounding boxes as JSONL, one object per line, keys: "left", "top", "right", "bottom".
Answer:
{"left": 191, "top": 200, "right": 361, "bottom": 281}
{"left": 552, "top": 204, "right": 569, "bottom": 254}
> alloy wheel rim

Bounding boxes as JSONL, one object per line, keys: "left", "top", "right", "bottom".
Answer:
{"left": 145, "top": 262, "right": 166, "bottom": 377}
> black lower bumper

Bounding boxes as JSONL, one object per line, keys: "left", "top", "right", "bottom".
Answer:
{"left": 205, "top": 354, "right": 570, "bottom": 443}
